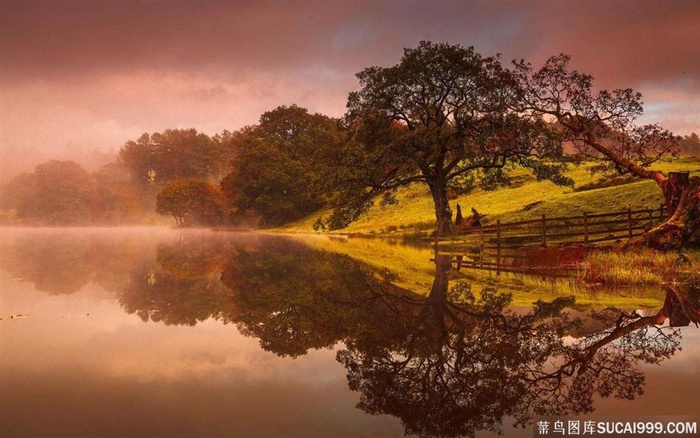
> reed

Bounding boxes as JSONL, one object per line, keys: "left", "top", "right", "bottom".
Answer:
{"left": 581, "top": 248, "right": 698, "bottom": 286}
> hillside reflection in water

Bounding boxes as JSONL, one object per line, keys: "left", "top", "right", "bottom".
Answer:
{"left": 1, "top": 228, "right": 699, "bottom": 437}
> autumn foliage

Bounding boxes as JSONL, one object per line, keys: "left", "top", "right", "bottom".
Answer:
{"left": 156, "top": 179, "right": 225, "bottom": 227}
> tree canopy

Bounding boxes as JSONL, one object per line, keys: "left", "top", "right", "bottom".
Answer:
{"left": 3, "top": 160, "right": 98, "bottom": 225}
{"left": 119, "top": 128, "right": 235, "bottom": 188}
{"left": 512, "top": 54, "right": 698, "bottom": 248}
{"left": 333, "top": 41, "right": 571, "bottom": 234}
{"left": 4, "top": 41, "right": 693, "bottom": 238}
{"left": 221, "top": 105, "right": 345, "bottom": 226}
{"left": 681, "top": 133, "right": 700, "bottom": 157}
{"left": 512, "top": 54, "right": 680, "bottom": 182}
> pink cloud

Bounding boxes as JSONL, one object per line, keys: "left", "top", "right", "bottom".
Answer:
{"left": 1, "top": 0, "right": 698, "bottom": 178}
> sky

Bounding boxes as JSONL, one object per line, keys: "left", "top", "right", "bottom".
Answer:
{"left": 1, "top": 0, "right": 699, "bottom": 179}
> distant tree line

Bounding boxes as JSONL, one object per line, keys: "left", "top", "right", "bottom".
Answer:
{"left": 0, "top": 129, "right": 233, "bottom": 225}
{"left": 0, "top": 108, "right": 343, "bottom": 227}
{"left": 2, "top": 41, "right": 698, "bottom": 247}
{"left": 1, "top": 160, "right": 138, "bottom": 225}
{"left": 680, "top": 133, "right": 700, "bottom": 156}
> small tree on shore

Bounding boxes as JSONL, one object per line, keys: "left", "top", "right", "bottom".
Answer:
{"left": 156, "top": 179, "right": 224, "bottom": 227}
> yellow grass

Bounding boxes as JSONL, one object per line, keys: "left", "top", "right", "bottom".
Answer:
{"left": 582, "top": 248, "right": 699, "bottom": 286}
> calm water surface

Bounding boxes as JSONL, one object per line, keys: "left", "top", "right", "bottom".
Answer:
{"left": 1, "top": 228, "right": 699, "bottom": 438}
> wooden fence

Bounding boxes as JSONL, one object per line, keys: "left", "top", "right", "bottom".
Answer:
{"left": 436, "top": 204, "right": 667, "bottom": 276}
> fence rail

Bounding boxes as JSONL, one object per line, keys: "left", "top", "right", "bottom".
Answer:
{"left": 435, "top": 204, "right": 667, "bottom": 276}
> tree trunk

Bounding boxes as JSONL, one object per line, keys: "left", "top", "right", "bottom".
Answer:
{"left": 428, "top": 179, "right": 455, "bottom": 236}
{"left": 429, "top": 255, "right": 452, "bottom": 304}
{"left": 635, "top": 174, "right": 700, "bottom": 249}
{"left": 417, "top": 255, "right": 452, "bottom": 343}
{"left": 662, "top": 172, "right": 690, "bottom": 214}
{"left": 661, "top": 284, "right": 700, "bottom": 327}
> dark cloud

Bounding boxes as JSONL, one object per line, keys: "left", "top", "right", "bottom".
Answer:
{"left": 522, "top": 0, "right": 700, "bottom": 89}
{"left": 1, "top": 0, "right": 374, "bottom": 82}
{"left": 2, "top": 0, "right": 698, "bottom": 82}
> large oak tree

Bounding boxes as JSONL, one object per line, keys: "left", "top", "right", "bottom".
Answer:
{"left": 336, "top": 41, "right": 571, "bottom": 234}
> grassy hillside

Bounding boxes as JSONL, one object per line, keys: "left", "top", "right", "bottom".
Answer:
{"left": 270, "top": 158, "right": 700, "bottom": 308}
{"left": 279, "top": 157, "right": 700, "bottom": 236}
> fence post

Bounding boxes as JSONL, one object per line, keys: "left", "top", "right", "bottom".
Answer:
{"left": 541, "top": 214, "right": 547, "bottom": 247}
{"left": 584, "top": 212, "right": 589, "bottom": 244}
{"left": 659, "top": 203, "right": 665, "bottom": 221}
{"left": 479, "top": 225, "right": 484, "bottom": 268}
{"left": 627, "top": 208, "right": 633, "bottom": 239}
{"left": 496, "top": 219, "right": 501, "bottom": 276}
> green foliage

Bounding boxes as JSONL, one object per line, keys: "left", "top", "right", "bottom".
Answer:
{"left": 221, "top": 105, "right": 345, "bottom": 227}
{"left": 1, "top": 160, "right": 153, "bottom": 225}
{"left": 221, "top": 138, "right": 322, "bottom": 225}
{"left": 0, "top": 172, "right": 34, "bottom": 212}
{"left": 156, "top": 179, "right": 225, "bottom": 227}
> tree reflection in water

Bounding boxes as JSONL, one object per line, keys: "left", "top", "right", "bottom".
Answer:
{"left": 337, "top": 256, "right": 685, "bottom": 437}
{"left": 117, "top": 236, "right": 238, "bottom": 325}
{"left": 114, "top": 236, "right": 697, "bottom": 438}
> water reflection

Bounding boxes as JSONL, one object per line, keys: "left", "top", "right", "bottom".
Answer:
{"left": 113, "top": 235, "right": 695, "bottom": 437}
{"left": 118, "top": 237, "right": 236, "bottom": 326}
{"left": 2, "top": 230, "right": 698, "bottom": 437}
{"left": 0, "top": 228, "right": 173, "bottom": 295}
{"left": 1, "top": 230, "right": 111, "bottom": 294}
{"left": 340, "top": 258, "right": 684, "bottom": 437}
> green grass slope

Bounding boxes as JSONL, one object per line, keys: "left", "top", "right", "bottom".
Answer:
{"left": 279, "top": 157, "right": 700, "bottom": 235}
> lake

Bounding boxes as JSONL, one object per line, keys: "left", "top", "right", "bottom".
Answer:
{"left": 1, "top": 227, "right": 699, "bottom": 437}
